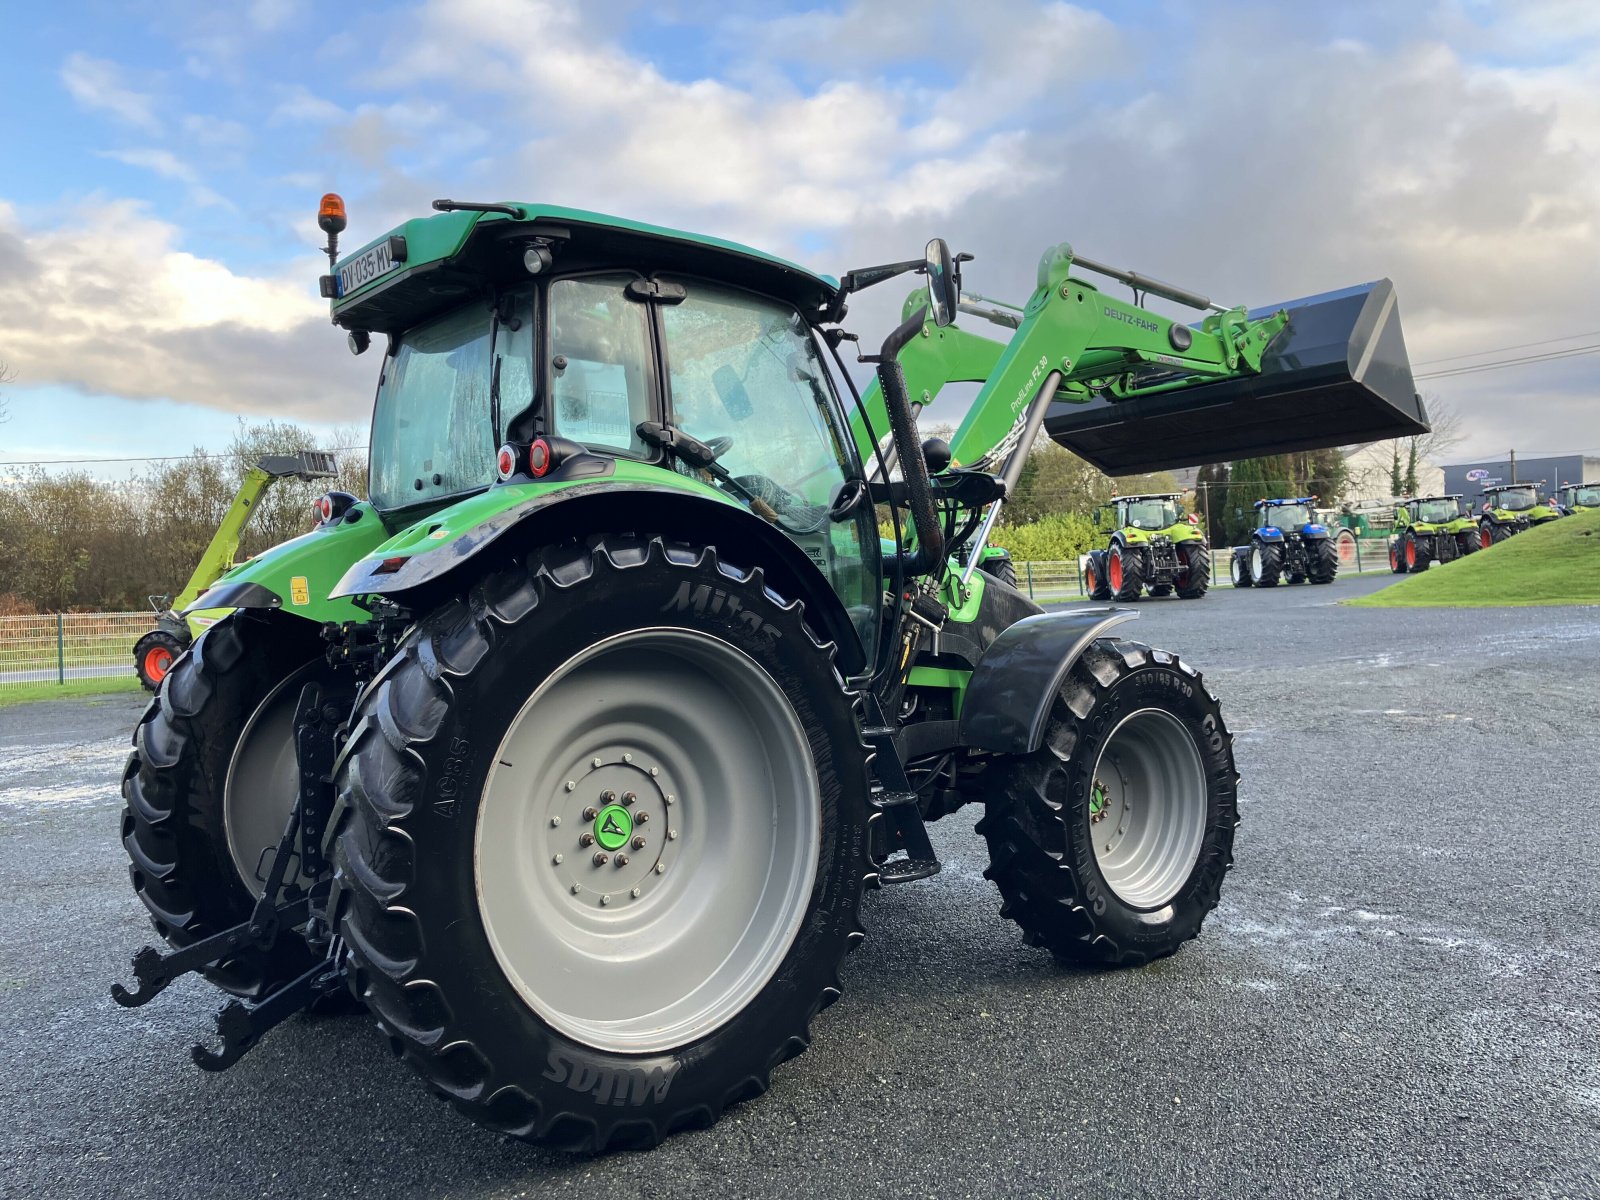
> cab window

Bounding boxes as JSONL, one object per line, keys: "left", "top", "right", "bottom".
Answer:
{"left": 547, "top": 275, "right": 653, "bottom": 455}
{"left": 368, "top": 304, "right": 495, "bottom": 510}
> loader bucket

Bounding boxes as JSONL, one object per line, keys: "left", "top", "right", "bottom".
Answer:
{"left": 1043, "top": 278, "right": 1427, "bottom": 474}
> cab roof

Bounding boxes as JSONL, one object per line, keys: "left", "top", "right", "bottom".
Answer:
{"left": 1255, "top": 497, "right": 1316, "bottom": 508}
{"left": 1112, "top": 492, "right": 1183, "bottom": 502}
{"left": 329, "top": 201, "right": 840, "bottom": 333}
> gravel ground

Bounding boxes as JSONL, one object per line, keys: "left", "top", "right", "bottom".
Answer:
{"left": 1, "top": 574, "right": 1596, "bottom": 1199}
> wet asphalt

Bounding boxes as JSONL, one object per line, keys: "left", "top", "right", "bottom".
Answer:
{"left": 0, "top": 573, "right": 1597, "bottom": 1199}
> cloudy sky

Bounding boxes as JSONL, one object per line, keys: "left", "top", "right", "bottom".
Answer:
{"left": 2, "top": 0, "right": 1597, "bottom": 472}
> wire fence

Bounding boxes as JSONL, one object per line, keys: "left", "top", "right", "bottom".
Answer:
{"left": 0, "top": 612, "right": 151, "bottom": 690}
{"left": 0, "top": 543, "right": 1398, "bottom": 689}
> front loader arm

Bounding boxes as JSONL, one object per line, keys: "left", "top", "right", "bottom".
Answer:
{"left": 848, "top": 242, "right": 1289, "bottom": 475}
{"left": 173, "top": 466, "right": 274, "bottom": 610}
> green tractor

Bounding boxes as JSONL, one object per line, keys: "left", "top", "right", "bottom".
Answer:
{"left": 1083, "top": 494, "right": 1210, "bottom": 601}
{"left": 1477, "top": 482, "right": 1562, "bottom": 547}
{"left": 1387, "top": 494, "right": 1479, "bottom": 573}
{"left": 112, "top": 193, "right": 1425, "bottom": 1151}
{"left": 1228, "top": 497, "right": 1339, "bottom": 587}
{"left": 1555, "top": 481, "right": 1600, "bottom": 514}
{"left": 131, "top": 452, "right": 340, "bottom": 689}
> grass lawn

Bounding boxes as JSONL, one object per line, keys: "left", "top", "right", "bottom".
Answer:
{"left": 1347, "top": 507, "right": 1600, "bottom": 608}
{"left": 0, "top": 676, "right": 145, "bottom": 708}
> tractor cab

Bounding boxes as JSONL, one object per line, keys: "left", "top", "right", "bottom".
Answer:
{"left": 1400, "top": 495, "right": 1466, "bottom": 529}
{"left": 320, "top": 197, "right": 883, "bottom": 667}
{"left": 1254, "top": 497, "right": 1321, "bottom": 535}
{"left": 1556, "top": 482, "right": 1600, "bottom": 513}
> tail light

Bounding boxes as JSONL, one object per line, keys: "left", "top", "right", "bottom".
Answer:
{"left": 529, "top": 438, "right": 552, "bottom": 477}
{"left": 313, "top": 491, "right": 357, "bottom": 527}
{"left": 496, "top": 444, "right": 517, "bottom": 481}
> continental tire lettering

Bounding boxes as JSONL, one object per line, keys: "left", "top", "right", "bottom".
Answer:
{"left": 661, "top": 580, "right": 782, "bottom": 643}
{"left": 544, "top": 1048, "right": 682, "bottom": 1107}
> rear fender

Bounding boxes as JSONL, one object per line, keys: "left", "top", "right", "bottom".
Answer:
{"left": 958, "top": 608, "right": 1138, "bottom": 755}
{"left": 332, "top": 482, "right": 868, "bottom": 675}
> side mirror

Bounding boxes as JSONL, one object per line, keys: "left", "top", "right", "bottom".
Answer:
{"left": 712, "top": 365, "right": 754, "bottom": 422}
{"left": 924, "top": 238, "right": 960, "bottom": 327}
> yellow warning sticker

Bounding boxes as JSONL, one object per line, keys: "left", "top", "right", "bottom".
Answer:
{"left": 290, "top": 576, "right": 311, "bottom": 606}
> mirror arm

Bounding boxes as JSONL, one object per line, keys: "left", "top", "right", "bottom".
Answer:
{"left": 839, "top": 258, "right": 925, "bottom": 295}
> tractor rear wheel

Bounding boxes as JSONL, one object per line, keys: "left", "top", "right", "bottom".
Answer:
{"left": 133, "top": 628, "right": 188, "bottom": 692}
{"left": 120, "top": 614, "right": 331, "bottom": 998}
{"left": 1229, "top": 547, "right": 1253, "bottom": 588}
{"left": 1174, "top": 542, "right": 1210, "bottom": 599}
{"left": 976, "top": 639, "right": 1238, "bottom": 965}
{"left": 1389, "top": 540, "right": 1407, "bottom": 573}
{"left": 979, "top": 553, "right": 1018, "bottom": 588}
{"left": 1085, "top": 551, "right": 1113, "bottom": 601}
{"left": 1109, "top": 544, "right": 1144, "bottom": 602}
{"left": 332, "top": 535, "right": 870, "bottom": 1152}
{"left": 1308, "top": 538, "right": 1338, "bottom": 584}
{"left": 1249, "top": 541, "right": 1283, "bottom": 587}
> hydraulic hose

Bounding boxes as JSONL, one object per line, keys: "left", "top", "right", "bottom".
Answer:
{"left": 875, "top": 308, "right": 945, "bottom": 578}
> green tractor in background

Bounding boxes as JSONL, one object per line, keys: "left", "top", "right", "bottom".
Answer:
{"left": 1387, "top": 495, "right": 1479, "bottom": 573}
{"left": 1083, "top": 493, "right": 1210, "bottom": 601}
{"left": 1477, "top": 481, "right": 1562, "bottom": 547}
{"left": 131, "top": 451, "right": 340, "bottom": 689}
{"left": 1555, "top": 481, "right": 1600, "bottom": 514}
{"left": 111, "top": 192, "right": 1425, "bottom": 1152}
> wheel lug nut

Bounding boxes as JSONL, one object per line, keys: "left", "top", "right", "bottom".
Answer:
{"left": 550, "top": 815, "right": 561, "bottom": 827}
{"left": 600, "top": 894, "right": 610, "bottom": 906}
{"left": 615, "top": 854, "right": 630, "bottom": 867}
{"left": 655, "top": 863, "right": 666, "bottom": 874}
{"left": 571, "top": 884, "right": 581, "bottom": 895}
{"left": 631, "top": 887, "right": 641, "bottom": 898}
{"left": 583, "top": 806, "right": 598, "bottom": 820}
{"left": 580, "top": 832, "right": 595, "bottom": 847}
{"left": 666, "top": 794, "right": 675, "bottom": 806}
{"left": 622, "top": 791, "right": 636, "bottom": 806}
{"left": 600, "top": 791, "right": 616, "bottom": 804}
{"left": 650, "top": 767, "right": 659, "bottom": 777}
{"left": 552, "top": 854, "right": 563, "bottom": 865}
{"left": 623, "top": 753, "right": 633, "bottom": 763}
{"left": 564, "top": 781, "right": 576, "bottom": 792}
{"left": 668, "top": 830, "right": 679, "bottom": 841}
{"left": 592, "top": 758, "right": 603, "bottom": 768}
{"left": 593, "top": 852, "right": 609, "bottom": 866}
{"left": 632, "top": 835, "right": 646, "bottom": 850}
{"left": 636, "top": 812, "right": 650, "bottom": 824}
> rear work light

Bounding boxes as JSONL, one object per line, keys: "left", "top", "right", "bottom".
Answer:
{"left": 529, "top": 438, "right": 552, "bottom": 477}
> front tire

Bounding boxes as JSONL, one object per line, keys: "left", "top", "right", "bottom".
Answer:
{"left": 133, "top": 627, "right": 189, "bottom": 691}
{"left": 332, "top": 535, "right": 870, "bottom": 1152}
{"left": 1229, "top": 547, "right": 1253, "bottom": 588}
{"left": 1250, "top": 541, "right": 1283, "bottom": 587}
{"left": 979, "top": 553, "right": 1018, "bottom": 588}
{"left": 1085, "top": 551, "right": 1113, "bottom": 601}
{"left": 1403, "top": 530, "right": 1432, "bottom": 573}
{"left": 976, "top": 639, "right": 1238, "bottom": 965}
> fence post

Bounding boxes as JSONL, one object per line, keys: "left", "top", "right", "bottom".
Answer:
{"left": 57, "top": 614, "right": 66, "bottom": 685}
{"left": 1024, "top": 561, "right": 1034, "bottom": 599}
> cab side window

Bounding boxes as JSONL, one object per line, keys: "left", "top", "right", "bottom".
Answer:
{"left": 547, "top": 275, "right": 652, "bottom": 455}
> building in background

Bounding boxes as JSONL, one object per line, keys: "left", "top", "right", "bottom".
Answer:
{"left": 1441, "top": 454, "right": 1600, "bottom": 507}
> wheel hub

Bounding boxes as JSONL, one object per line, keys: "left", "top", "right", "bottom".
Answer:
{"left": 547, "top": 756, "right": 678, "bottom": 906}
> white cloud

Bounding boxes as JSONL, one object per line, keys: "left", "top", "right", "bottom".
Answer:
{"left": 99, "top": 148, "right": 198, "bottom": 184}
{"left": 60, "top": 53, "right": 161, "bottom": 132}
{"left": 0, "top": 201, "right": 369, "bottom": 423}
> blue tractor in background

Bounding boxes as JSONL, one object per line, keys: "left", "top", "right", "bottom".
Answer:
{"left": 1230, "top": 497, "right": 1339, "bottom": 588}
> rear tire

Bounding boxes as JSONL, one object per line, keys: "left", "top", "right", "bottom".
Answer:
{"left": 120, "top": 614, "right": 328, "bottom": 998}
{"left": 1109, "top": 543, "right": 1145, "bottom": 602}
{"left": 1086, "top": 551, "right": 1113, "bottom": 601}
{"left": 1174, "top": 542, "right": 1210, "bottom": 599}
{"left": 979, "top": 553, "right": 1018, "bottom": 588}
{"left": 1249, "top": 541, "right": 1283, "bottom": 587}
{"left": 1307, "top": 538, "right": 1338, "bottom": 584}
{"left": 1458, "top": 528, "right": 1481, "bottom": 555}
{"left": 332, "top": 535, "right": 870, "bottom": 1152}
{"left": 976, "top": 639, "right": 1238, "bottom": 965}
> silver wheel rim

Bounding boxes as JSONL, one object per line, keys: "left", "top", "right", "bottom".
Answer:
{"left": 1230, "top": 555, "right": 1243, "bottom": 584}
{"left": 1087, "top": 708, "right": 1208, "bottom": 910}
{"left": 223, "top": 663, "right": 316, "bottom": 897}
{"left": 1250, "top": 546, "right": 1265, "bottom": 578}
{"left": 475, "top": 628, "right": 820, "bottom": 1055}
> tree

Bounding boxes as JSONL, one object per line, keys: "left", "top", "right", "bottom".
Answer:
{"left": 0, "top": 358, "right": 12, "bottom": 431}
{"left": 1404, "top": 441, "right": 1419, "bottom": 494}
{"left": 1390, "top": 444, "right": 1403, "bottom": 495}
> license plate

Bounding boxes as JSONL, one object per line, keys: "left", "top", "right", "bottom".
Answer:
{"left": 338, "top": 241, "right": 400, "bottom": 297}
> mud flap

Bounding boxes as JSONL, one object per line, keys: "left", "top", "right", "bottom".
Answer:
{"left": 958, "top": 607, "right": 1138, "bottom": 755}
{"left": 1044, "top": 278, "right": 1427, "bottom": 473}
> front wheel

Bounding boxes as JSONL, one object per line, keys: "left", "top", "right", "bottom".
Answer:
{"left": 1229, "top": 547, "right": 1253, "bottom": 588}
{"left": 1109, "top": 543, "right": 1145, "bottom": 602}
{"left": 1085, "top": 551, "right": 1113, "bottom": 601}
{"left": 332, "top": 535, "right": 870, "bottom": 1152}
{"left": 1480, "top": 521, "right": 1497, "bottom": 549}
{"left": 132, "top": 627, "right": 189, "bottom": 691}
{"left": 1250, "top": 541, "right": 1283, "bottom": 587}
{"left": 976, "top": 639, "right": 1238, "bottom": 965}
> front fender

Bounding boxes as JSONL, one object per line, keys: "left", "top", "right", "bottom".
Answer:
{"left": 1256, "top": 527, "right": 1285, "bottom": 542}
{"left": 333, "top": 476, "right": 869, "bottom": 675}
{"left": 957, "top": 607, "right": 1138, "bottom": 755}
